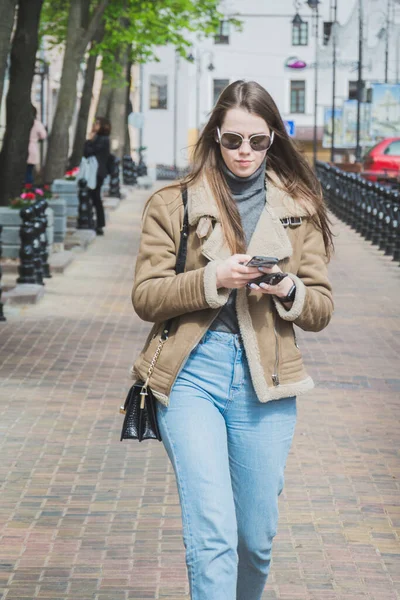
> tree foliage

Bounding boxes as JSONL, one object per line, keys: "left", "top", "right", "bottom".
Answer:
{"left": 40, "top": 0, "right": 240, "bottom": 79}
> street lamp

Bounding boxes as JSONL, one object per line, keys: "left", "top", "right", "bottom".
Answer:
{"left": 330, "top": 0, "right": 338, "bottom": 163}
{"left": 307, "top": 0, "right": 320, "bottom": 167}
{"left": 188, "top": 49, "right": 215, "bottom": 135}
{"left": 355, "top": 0, "right": 364, "bottom": 163}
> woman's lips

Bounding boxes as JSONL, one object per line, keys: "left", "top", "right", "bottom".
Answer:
{"left": 237, "top": 160, "right": 252, "bottom": 166}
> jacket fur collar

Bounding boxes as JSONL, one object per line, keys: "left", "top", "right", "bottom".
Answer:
{"left": 187, "top": 172, "right": 316, "bottom": 263}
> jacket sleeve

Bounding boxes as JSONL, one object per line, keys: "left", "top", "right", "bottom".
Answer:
{"left": 132, "top": 193, "right": 229, "bottom": 323}
{"left": 83, "top": 135, "right": 108, "bottom": 157}
{"left": 272, "top": 219, "right": 334, "bottom": 332}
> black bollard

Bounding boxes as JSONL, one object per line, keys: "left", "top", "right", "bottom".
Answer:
{"left": 123, "top": 155, "right": 136, "bottom": 185}
{"left": 36, "top": 199, "right": 52, "bottom": 278}
{"left": 0, "top": 225, "right": 6, "bottom": 321}
{"left": 32, "top": 203, "right": 44, "bottom": 285}
{"left": 17, "top": 206, "right": 38, "bottom": 284}
{"left": 132, "top": 160, "right": 138, "bottom": 185}
{"left": 137, "top": 158, "right": 147, "bottom": 177}
{"left": 109, "top": 156, "right": 121, "bottom": 198}
{"left": 77, "top": 179, "right": 95, "bottom": 230}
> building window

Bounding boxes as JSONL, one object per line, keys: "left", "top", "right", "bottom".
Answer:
{"left": 290, "top": 80, "right": 306, "bottom": 113}
{"left": 213, "top": 79, "right": 230, "bottom": 105}
{"left": 214, "top": 20, "right": 230, "bottom": 44}
{"left": 348, "top": 81, "right": 358, "bottom": 100}
{"left": 150, "top": 75, "right": 168, "bottom": 109}
{"left": 323, "top": 21, "right": 333, "bottom": 45}
{"left": 292, "top": 22, "right": 308, "bottom": 46}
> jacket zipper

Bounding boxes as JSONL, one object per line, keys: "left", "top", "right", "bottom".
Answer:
{"left": 272, "top": 311, "right": 280, "bottom": 386}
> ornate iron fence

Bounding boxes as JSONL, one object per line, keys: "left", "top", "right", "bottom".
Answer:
{"left": 316, "top": 162, "right": 400, "bottom": 262}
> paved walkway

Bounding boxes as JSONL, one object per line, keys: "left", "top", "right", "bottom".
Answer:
{"left": 0, "top": 185, "right": 399, "bottom": 600}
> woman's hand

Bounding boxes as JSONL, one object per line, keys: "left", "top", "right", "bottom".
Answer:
{"left": 216, "top": 255, "right": 262, "bottom": 289}
{"left": 249, "top": 265, "right": 295, "bottom": 302}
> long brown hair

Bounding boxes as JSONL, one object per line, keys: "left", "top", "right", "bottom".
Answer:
{"left": 181, "top": 80, "right": 333, "bottom": 258}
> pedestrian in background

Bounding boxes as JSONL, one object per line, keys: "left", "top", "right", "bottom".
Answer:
{"left": 26, "top": 105, "right": 47, "bottom": 184}
{"left": 83, "top": 116, "right": 111, "bottom": 235}
{"left": 131, "top": 80, "right": 334, "bottom": 600}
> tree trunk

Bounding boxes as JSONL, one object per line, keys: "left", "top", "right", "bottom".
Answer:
{"left": 0, "top": 0, "right": 18, "bottom": 108}
{"left": 43, "top": 0, "right": 109, "bottom": 182}
{"left": 96, "top": 73, "right": 114, "bottom": 118}
{"left": 108, "top": 51, "right": 129, "bottom": 159}
{"left": 0, "top": 0, "right": 43, "bottom": 206}
{"left": 69, "top": 48, "right": 99, "bottom": 169}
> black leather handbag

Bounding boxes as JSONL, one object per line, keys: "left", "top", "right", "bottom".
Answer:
{"left": 120, "top": 187, "right": 189, "bottom": 442}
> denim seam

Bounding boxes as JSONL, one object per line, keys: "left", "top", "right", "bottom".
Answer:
{"left": 158, "top": 409, "right": 198, "bottom": 597}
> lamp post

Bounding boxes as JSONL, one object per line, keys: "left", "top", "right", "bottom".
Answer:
{"left": 355, "top": 0, "right": 363, "bottom": 163}
{"left": 330, "top": 0, "right": 338, "bottom": 163}
{"left": 173, "top": 50, "right": 179, "bottom": 170}
{"left": 188, "top": 49, "right": 215, "bottom": 136}
{"left": 307, "top": 0, "right": 320, "bottom": 168}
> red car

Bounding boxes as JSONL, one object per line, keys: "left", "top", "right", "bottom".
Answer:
{"left": 362, "top": 137, "right": 400, "bottom": 184}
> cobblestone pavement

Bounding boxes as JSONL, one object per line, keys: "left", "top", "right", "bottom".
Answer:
{"left": 0, "top": 184, "right": 399, "bottom": 600}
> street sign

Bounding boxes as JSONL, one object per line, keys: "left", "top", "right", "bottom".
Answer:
{"left": 284, "top": 120, "right": 296, "bottom": 137}
{"left": 128, "top": 112, "right": 144, "bottom": 129}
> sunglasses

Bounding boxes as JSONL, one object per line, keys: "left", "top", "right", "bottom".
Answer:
{"left": 216, "top": 127, "right": 274, "bottom": 151}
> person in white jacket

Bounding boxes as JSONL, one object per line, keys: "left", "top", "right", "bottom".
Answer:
{"left": 26, "top": 105, "right": 47, "bottom": 184}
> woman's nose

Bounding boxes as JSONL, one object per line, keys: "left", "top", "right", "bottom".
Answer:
{"left": 239, "top": 140, "right": 252, "bottom": 154}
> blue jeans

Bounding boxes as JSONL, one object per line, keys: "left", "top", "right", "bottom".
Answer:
{"left": 157, "top": 330, "right": 297, "bottom": 600}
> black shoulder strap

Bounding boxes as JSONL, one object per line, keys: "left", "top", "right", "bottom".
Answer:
{"left": 161, "top": 186, "right": 189, "bottom": 340}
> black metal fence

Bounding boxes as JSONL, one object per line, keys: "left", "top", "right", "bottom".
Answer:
{"left": 316, "top": 161, "right": 400, "bottom": 263}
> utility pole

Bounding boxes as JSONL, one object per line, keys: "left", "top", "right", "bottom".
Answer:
{"left": 139, "top": 63, "right": 144, "bottom": 149}
{"left": 173, "top": 51, "right": 179, "bottom": 170}
{"left": 330, "top": 0, "right": 338, "bottom": 163}
{"left": 385, "top": 0, "right": 390, "bottom": 83}
{"left": 355, "top": 0, "right": 363, "bottom": 163}
{"left": 313, "top": 8, "right": 319, "bottom": 166}
{"left": 196, "top": 50, "right": 201, "bottom": 136}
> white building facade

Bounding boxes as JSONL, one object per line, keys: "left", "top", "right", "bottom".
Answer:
{"left": 137, "top": 0, "right": 400, "bottom": 168}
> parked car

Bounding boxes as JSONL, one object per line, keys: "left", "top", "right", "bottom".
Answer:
{"left": 362, "top": 137, "right": 400, "bottom": 185}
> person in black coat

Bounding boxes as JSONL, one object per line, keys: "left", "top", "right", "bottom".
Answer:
{"left": 83, "top": 117, "right": 111, "bottom": 235}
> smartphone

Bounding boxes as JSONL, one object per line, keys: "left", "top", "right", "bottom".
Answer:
{"left": 251, "top": 272, "right": 288, "bottom": 286}
{"left": 245, "top": 256, "right": 279, "bottom": 268}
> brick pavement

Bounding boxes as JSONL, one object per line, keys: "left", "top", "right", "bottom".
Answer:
{"left": 0, "top": 184, "right": 399, "bottom": 600}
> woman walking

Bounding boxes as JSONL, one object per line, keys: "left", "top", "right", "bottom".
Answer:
{"left": 131, "top": 80, "right": 334, "bottom": 600}
{"left": 83, "top": 116, "right": 111, "bottom": 235}
{"left": 26, "top": 105, "right": 47, "bottom": 184}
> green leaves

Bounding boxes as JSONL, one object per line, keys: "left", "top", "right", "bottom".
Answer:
{"left": 40, "top": 0, "right": 240, "bottom": 78}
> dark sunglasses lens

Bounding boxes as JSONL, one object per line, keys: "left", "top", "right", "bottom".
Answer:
{"left": 250, "top": 135, "right": 271, "bottom": 151}
{"left": 220, "top": 133, "right": 242, "bottom": 149}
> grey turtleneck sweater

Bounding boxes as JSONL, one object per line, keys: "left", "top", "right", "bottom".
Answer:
{"left": 209, "top": 158, "right": 267, "bottom": 334}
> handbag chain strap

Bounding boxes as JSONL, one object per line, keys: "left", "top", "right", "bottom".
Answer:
{"left": 139, "top": 186, "right": 189, "bottom": 406}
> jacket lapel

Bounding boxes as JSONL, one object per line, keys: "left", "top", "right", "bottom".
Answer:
{"left": 188, "top": 174, "right": 310, "bottom": 263}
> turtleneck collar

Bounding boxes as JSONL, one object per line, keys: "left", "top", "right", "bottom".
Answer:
{"left": 222, "top": 156, "right": 267, "bottom": 197}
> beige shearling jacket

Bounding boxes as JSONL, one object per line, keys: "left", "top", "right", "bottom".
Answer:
{"left": 131, "top": 174, "right": 333, "bottom": 406}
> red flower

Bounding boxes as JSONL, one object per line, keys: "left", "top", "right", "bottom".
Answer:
{"left": 25, "top": 183, "right": 33, "bottom": 189}
{"left": 25, "top": 192, "right": 36, "bottom": 200}
{"left": 44, "top": 184, "right": 50, "bottom": 190}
